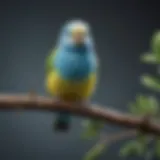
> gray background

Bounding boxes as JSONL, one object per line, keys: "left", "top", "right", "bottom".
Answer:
{"left": 0, "top": 0, "right": 159, "bottom": 160}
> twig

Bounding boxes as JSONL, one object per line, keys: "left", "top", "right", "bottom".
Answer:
{"left": 0, "top": 93, "right": 160, "bottom": 135}
{"left": 99, "top": 130, "right": 137, "bottom": 145}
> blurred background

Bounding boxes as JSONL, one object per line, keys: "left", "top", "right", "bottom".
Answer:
{"left": 0, "top": 0, "right": 159, "bottom": 160}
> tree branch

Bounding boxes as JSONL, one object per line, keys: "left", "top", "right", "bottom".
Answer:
{"left": 0, "top": 93, "right": 160, "bottom": 135}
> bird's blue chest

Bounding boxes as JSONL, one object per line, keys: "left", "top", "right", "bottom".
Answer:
{"left": 54, "top": 50, "right": 96, "bottom": 81}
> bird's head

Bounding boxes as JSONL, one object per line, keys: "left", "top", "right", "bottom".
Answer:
{"left": 58, "top": 20, "right": 94, "bottom": 51}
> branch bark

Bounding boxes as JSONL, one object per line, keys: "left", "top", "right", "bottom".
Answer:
{"left": 0, "top": 93, "right": 160, "bottom": 135}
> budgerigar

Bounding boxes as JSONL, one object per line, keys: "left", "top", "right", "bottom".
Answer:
{"left": 45, "top": 19, "right": 99, "bottom": 132}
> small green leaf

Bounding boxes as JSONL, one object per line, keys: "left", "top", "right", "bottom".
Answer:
{"left": 147, "top": 96, "right": 159, "bottom": 115}
{"left": 151, "top": 31, "right": 160, "bottom": 61}
{"left": 81, "top": 120, "right": 104, "bottom": 139}
{"left": 119, "top": 141, "right": 145, "bottom": 157}
{"left": 140, "top": 53, "right": 158, "bottom": 64}
{"left": 129, "top": 94, "right": 159, "bottom": 116}
{"left": 81, "top": 129, "right": 99, "bottom": 139}
{"left": 136, "top": 132, "right": 149, "bottom": 149}
{"left": 140, "top": 74, "right": 160, "bottom": 92}
{"left": 136, "top": 95, "right": 148, "bottom": 113}
{"left": 83, "top": 143, "right": 106, "bottom": 160}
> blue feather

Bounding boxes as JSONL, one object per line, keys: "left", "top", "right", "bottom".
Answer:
{"left": 54, "top": 45, "right": 97, "bottom": 81}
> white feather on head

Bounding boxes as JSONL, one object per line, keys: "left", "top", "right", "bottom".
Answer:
{"left": 63, "top": 19, "right": 90, "bottom": 34}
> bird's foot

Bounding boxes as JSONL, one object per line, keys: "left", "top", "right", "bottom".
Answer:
{"left": 54, "top": 120, "right": 69, "bottom": 132}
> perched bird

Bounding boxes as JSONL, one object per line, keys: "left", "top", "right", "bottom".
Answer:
{"left": 45, "top": 19, "right": 99, "bottom": 132}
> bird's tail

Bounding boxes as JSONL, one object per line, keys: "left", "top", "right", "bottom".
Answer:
{"left": 54, "top": 111, "right": 71, "bottom": 132}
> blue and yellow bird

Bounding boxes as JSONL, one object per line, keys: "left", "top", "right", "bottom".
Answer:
{"left": 45, "top": 20, "right": 99, "bottom": 132}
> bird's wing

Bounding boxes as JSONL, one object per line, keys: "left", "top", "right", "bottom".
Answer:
{"left": 45, "top": 48, "right": 57, "bottom": 75}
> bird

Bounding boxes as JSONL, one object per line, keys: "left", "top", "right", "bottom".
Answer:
{"left": 45, "top": 19, "right": 99, "bottom": 132}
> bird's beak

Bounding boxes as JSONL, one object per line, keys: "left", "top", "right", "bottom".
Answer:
{"left": 72, "top": 28, "right": 86, "bottom": 45}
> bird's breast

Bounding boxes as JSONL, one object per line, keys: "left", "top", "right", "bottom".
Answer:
{"left": 54, "top": 51, "right": 97, "bottom": 81}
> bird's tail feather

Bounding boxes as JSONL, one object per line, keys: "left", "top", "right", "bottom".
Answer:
{"left": 54, "top": 111, "right": 71, "bottom": 132}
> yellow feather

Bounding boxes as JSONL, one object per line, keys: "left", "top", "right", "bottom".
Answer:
{"left": 45, "top": 71, "right": 97, "bottom": 102}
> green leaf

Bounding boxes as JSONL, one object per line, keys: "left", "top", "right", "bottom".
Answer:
{"left": 119, "top": 141, "right": 145, "bottom": 157}
{"left": 129, "top": 94, "right": 159, "bottom": 116}
{"left": 136, "top": 132, "right": 149, "bottom": 148}
{"left": 147, "top": 96, "right": 159, "bottom": 115}
{"left": 81, "top": 120, "right": 104, "bottom": 139}
{"left": 129, "top": 95, "right": 146, "bottom": 115}
{"left": 141, "top": 74, "right": 160, "bottom": 92}
{"left": 140, "top": 53, "right": 158, "bottom": 64}
{"left": 83, "top": 143, "right": 106, "bottom": 160}
{"left": 151, "top": 31, "right": 160, "bottom": 61}
{"left": 136, "top": 95, "right": 148, "bottom": 112}
{"left": 81, "top": 129, "right": 99, "bottom": 139}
